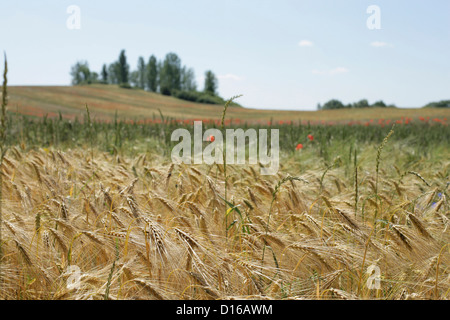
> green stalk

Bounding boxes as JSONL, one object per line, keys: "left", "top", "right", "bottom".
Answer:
{"left": 220, "top": 95, "right": 242, "bottom": 239}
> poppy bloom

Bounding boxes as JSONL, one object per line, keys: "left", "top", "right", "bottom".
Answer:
{"left": 207, "top": 135, "right": 215, "bottom": 142}
{"left": 296, "top": 143, "right": 303, "bottom": 151}
{"left": 307, "top": 134, "right": 314, "bottom": 141}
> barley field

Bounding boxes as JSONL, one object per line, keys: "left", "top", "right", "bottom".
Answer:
{"left": 8, "top": 85, "right": 450, "bottom": 123}
{"left": 0, "top": 98, "right": 449, "bottom": 300}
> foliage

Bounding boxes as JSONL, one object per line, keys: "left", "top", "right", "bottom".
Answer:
{"left": 321, "top": 99, "right": 345, "bottom": 110}
{"left": 117, "top": 49, "right": 130, "bottom": 86}
{"left": 204, "top": 70, "right": 218, "bottom": 96}
{"left": 159, "top": 52, "right": 182, "bottom": 95}
{"left": 180, "top": 67, "right": 197, "bottom": 92}
{"left": 136, "top": 56, "right": 146, "bottom": 90}
{"left": 101, "top": 64, "right": 108, "bottom": 84}
{"left": 320, "top": 98, "right": 397, "bottom": 110}
{"left": 69, "top": 50, "right": 230, "bottom": 105}
{"left": 146, "top": 55, "right": 158, "bottom": 92}
{"left": 107, "top": 62, "right": 120, "bottom": 84}
{"left": 171, "top": 90, "right": 226, "bottom": 105}
{"left": 70, "top": 61, "right": 93, "bottom": 85}
{"left": 424, "top": 100, "right": 450, "bottom": 108}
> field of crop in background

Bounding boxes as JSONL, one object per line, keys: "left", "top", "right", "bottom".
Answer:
{"left": 0, "top": 87, "right": 449, "bottom": 300}
{"left": 8, "top": 85, "right": 450, "bottom": 123}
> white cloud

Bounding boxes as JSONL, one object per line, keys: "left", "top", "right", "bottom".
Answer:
{"left": 329, "top": 67, "right": 349, "bottom": 75}
{"left": 218, "top": 73, "right": 242, "bottom": 81}
{"left": 312, "top": 67, "right": 349, "bottom": 75}
{"left": 298, "top": 40, "right": 314, "bottom": 47}
{"left": 370, "top": 41, "right": 388, "bottom": 47}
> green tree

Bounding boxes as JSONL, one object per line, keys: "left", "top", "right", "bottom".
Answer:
{"left": 70, "top": 61, "right": 91, "bottom": 85}
{"left": 423, "top": 100, "right": 450, "bottom": 108}
{"left": 181, "top": 66, "right": 197, "bottom": 91}
{"left": 159, "top": 52, "right": 181, "bottom": 95}
{"left": 322, "top": 99, "right": 345, "bottom": 110}
{"left": 204, "top": 70, "right": 217, "bottom": 95}
{"left": 118, "top": 49, "right": 130, "bottom": 86}
{"left": 137, "top": 56, "right": 146, "bottom": 89}
{"left": 372, "top": 100, "right": 386, "bottom": 108}
{"left": 108, "top": 62, "right": 120, "bottom": 84}
{"left": 90, "top": 72, "right": 99, "bottom": 83}
{"left": 146, "top": 55, "right": 158, "bottom": 92}
{"left": 129, "top": 70, "right": 139, "bottom": 87}
{"left": 353, "top": 99, "right": 369, "bottom": 109}
{"left": 101, "top": 64, "right": 108, "bottom": 84}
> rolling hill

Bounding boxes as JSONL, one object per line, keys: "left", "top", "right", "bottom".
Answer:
{"left": 7, "top": 85, "right": 450, "bottom": 123}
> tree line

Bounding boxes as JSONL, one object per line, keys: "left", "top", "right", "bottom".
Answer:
{"left": 318, "top": 99, "right": 450, "bottom": 110}
{"left": 423, "top": 100, "right": 450, "bottom": 108}
{"left": 317, "top": 99, "right": 396, "bottom": 110}
{"left": 70, "top": 50, "right": 233, "bottom": 106}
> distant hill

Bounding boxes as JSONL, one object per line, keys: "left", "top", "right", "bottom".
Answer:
{"left": 7, "top": 85, "right": 450, "bottom": 122}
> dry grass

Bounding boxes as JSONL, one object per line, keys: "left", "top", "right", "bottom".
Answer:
{"left": 8, "top": 85, "right": 450, "bottom": 122}
{"left": 0, "top": 145, "right": 448, "bottom": 300}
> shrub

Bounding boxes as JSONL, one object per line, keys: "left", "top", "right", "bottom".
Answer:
{"left": 423, "top": 100, "right": 450, "bottom": 108}
{"left": 322, "top": 99, "right": 345, "bottom": 110}
{"left": 119, "top": 83, "right": 132, "bottom": 89}
{"left": 171, "top": 90, "right": 231, "bottom": 106}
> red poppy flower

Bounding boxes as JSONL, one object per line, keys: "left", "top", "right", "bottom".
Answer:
{"left": 307, "top": 134, "right": 314, "bottom": 141}
{"left": 296, "top": 143, "right": 303, "bottom": 151}
{"left": 208, "top": 135, "right": 215, "bottom": 142}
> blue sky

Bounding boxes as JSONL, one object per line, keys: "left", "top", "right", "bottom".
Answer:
{"left": 1, "top": 0, "right": 449, "bottom": 110}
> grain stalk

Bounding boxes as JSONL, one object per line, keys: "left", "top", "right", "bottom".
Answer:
{"left": 319, "top": 156, "right": 341, "bottom": 193}
{"left": 104, "top": 238, "right": 120, "bottom": 300}
{"left": 401, "top": 171, "right": 431, "bottom": 187}
{"left": 220, "top": 95, "right": 242, "bottom": 239}
{"left": 85, "top": 103, "right": 94, "bottom": 159}
{"left": 375, "top": 125, "right": 395, "bottom": 197}
{"left": 373, "top": 125, "right": 394, "bottom": 234}
{"left": 435, "top": 243, "right": 449, "bottom": 299}
{"left": 261, "top": 176, "right": 308, "bottom": 269}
